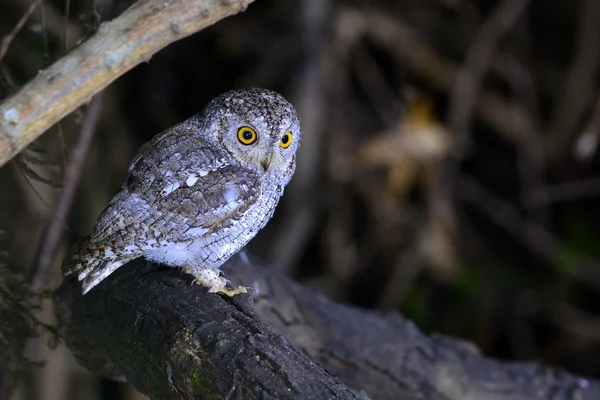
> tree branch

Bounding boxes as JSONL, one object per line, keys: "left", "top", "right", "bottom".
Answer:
{"left": 53, "top": 259, "right": 368, "bottom": 399}
{"left": 0, "top": 0, "right": 255, "bottom": 169}
{"left": 30, "top": 92, "right": 104, "bottom": 291}
{"left": 55, "top": 257, "right": 600, "bottom": 399}
{"left": 0, "top": 0, "right": 43, "bottom": 63}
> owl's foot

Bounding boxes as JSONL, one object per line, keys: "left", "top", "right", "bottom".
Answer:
{"left": 186, "top": 268, "right": 248, "bottom": 297}
{"left": 217, "top": 285, "right": 248, "bottom": 297}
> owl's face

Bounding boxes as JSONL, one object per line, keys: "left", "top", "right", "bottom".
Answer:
{"left": 202, "top": 88, "right": 301, "bottom": 185}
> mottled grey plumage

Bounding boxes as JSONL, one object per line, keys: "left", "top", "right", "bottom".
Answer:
{"left": 63, "top": 88, "right": 300, "bottom": 295}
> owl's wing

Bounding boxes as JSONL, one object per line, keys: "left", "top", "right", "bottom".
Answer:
{"left": 91, "top": 131, "right": 260, "bottom": 245}
{"left": 64, "top": 130, "right": 261, "bottom": 293}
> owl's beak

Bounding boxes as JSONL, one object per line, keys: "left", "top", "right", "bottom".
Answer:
{"left": 260, "top": 157, "right": 271, "bottom": 173}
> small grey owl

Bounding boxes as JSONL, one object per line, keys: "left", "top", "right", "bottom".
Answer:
{"left": 63, "top": 88, "right": 300, "bottom": 296}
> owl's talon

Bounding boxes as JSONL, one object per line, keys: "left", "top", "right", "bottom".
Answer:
{"left": 217, "top": 271, "right": 234, "bottom": 285}
{"left": 217, "top": 286, "right": 248, "bottom": 297}
{"left": 187, "top": 268, "right": 248, "bottom": 297}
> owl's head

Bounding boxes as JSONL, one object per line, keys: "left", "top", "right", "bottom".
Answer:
{"left": 199, "top": 88, "right": 301, "bottom": 184}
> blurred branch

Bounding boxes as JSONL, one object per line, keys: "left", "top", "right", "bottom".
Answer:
{"left": 269, "top": 0, "right": 332, "bottom": 272}
{"left": 30, "top": 93, "right": 104, "bottom": 291}
{"left": 351, "top": 44, "right": 401, "bottom": 125}
{"left": 448, "top": 0, "right": 532, "bottom": 150}
{"left": 0, "top": 0, "right": 255, "bottom": 169}
{"left": 54, "top": 257, "right": 600, "bottom": 399}
{"left": 339, "top": 7, "right": 539, "bottom": 148}
{"left": 573, "top": 93, "right": 600, "bottom": 162}
{"left": 522, "top": 176, "right": 600, "bottom": 209}
{"left": 457, "top": 173, "right": 600, "bottom": 291}
{"left": 0, "top": 0, "right": 42, "bottom": 63}
{"left": 17, "top": 0, "right": 82, "bottom": 46}
{"left": 494, "top": 52, "right": 549, "bottom": 223}
{"left": 546, "top": 0, "right": 600, "bottom": 159}
{"left": 553, "top": 302, "right": 600, "bottom": 341}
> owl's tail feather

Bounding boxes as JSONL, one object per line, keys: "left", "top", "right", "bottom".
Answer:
{"left": 62, "top": 235, "right": 92, "bottom": 276}
{"left": 62, "top": 236, "right": 137, "bottom": 294}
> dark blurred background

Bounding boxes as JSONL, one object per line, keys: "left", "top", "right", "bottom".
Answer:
{"left": 1, "top": 0, "right": 600, "bottom": 398}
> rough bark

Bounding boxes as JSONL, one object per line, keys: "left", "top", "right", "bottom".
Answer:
{"left": 55, "top": 258, "right": 600, "bottom": 400}
{"left": 54, "top": 259, "right": 368, "bottom": 399}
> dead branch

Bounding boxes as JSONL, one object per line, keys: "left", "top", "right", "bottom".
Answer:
{"left": 0, "top": 0, "right": 255, "bottom": 169}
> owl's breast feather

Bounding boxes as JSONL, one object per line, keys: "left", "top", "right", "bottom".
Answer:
{"left": 144, "top": 178, "right": 283, "bottom": 270}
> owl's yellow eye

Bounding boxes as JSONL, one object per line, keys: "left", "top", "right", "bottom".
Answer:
{"left": 280, "top": 131, "right": 292, "bottom": 148}
{"left": 237, "top": 127, "right": 257, "bottom": 145}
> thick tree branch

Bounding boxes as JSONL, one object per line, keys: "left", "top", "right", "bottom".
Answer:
{"left": 55, "top": 257, "right": 600, "bottom": 400}
{"left": 54, "top": 259, "right": 368, "bottom": 400}
{"left": 0, "top": 0, "right": 255, "bottom": 169}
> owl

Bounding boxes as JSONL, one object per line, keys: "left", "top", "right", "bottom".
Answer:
{"left": 63, "top": 88, "right": 301, "bottom": 296}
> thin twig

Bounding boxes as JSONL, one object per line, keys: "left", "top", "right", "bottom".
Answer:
{"left": 447, "top": 0, "right": 533, "bottom": 150}
{"left": 573, "top": 93, "right": 600, "bottom": 162}
{"left": 343, "top": 8, "right": 539, "bottom": 152}
{"left": 38, "top": 0, "right": 50, "bottom": 67}
{"left": 351, "top": 44, "right": 400, "bottom": 126}
{"left": 29, "top": 93, "right": 104, "bottom": 291}
{"left": 16, "top": 0, "right": 81, "bottom": 46}
{"left": 546, "top": 0, "right": 600, "bottom": 159}
{"left": 0, "top": 0, "right": 256, "bottom": 169}
{"left": 494, "top": 52, "right": 548, "bottom": 223}
{"left": 552, "top": 302, "right": 600, "bottom": 341}
{"left": 0, "top": 0, "right": 42, "bottom": 64}
{"left": 268, "top": 0, "right": 332, "bottom": 272}
{"left": 521, "top": 176, "right": 600, "bottom": 209}
{"left": 63, "top": 0, "right": 71, "bottom": 53}
{"left": 457, "top": 173, "right": 600, "bottom": 292}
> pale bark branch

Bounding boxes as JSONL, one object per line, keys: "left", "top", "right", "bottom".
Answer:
{"left": 0, "top": 0, "right": 255, "bottom": 169}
